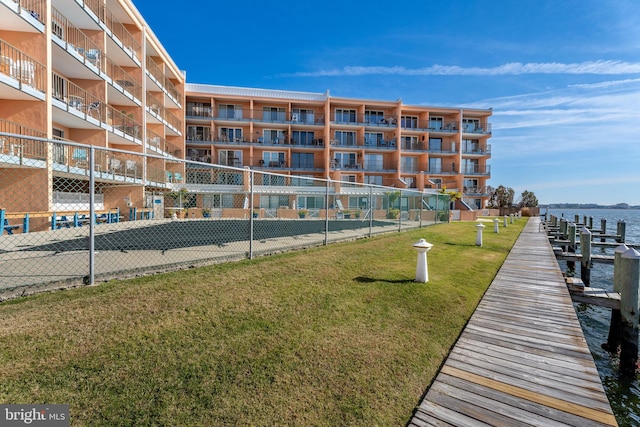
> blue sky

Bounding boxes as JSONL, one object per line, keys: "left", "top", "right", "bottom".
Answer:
{"left": 133, "top": 0, "right": 640, "bottom": 206}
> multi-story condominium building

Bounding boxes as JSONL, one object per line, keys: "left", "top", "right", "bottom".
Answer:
{"left": 0, "top": 0, "right": 185, "bottom": 217}
{"left": 185, "top": 85, "right": 492, "bottom": 209}
{"left": 0, "top": 0, "right": 491, "bottom": 227}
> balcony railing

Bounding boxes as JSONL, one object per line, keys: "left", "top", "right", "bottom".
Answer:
{"left": 0, "top": 39, "right": 46, "bottom": 92}
{"left": 106, "top": 108, "right": 141, "bottom": 141}
{"left": 462, "top": 165, "right": 491, "bottom": 176}
{"left": 106, "top": 57, "right": 141, "bottom": 100}
{"left": 146, "top": 56, "right": 182, "bottom": 106}
{"left": 462, "top": 144, "right": 491, "bottom": 155}
{"left": 51, "top": 7, "right": 103, "bottom": 72}
{"left": 0, "top": 118, "right": 47, "bottom": 161}
{"left": 52, "top": 72, "right": 106, "bottom": 121}
{"left": 9, "top": 0, "right": 45, "bottom": 25}
{"left": 99, "top": 3, "right": 141, "bottom": 60}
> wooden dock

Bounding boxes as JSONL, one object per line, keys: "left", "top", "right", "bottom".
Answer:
{"left": 409, "top": 217, "right": 618, "bottom": 426}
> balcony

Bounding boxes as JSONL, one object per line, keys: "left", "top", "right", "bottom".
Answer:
{"left": 106, "top": 57, "right": 141, "bottom": 104}
{"left": 146, "top": 56, "right": 182, "bottom": 108}
{"left": 462, "top": 144, "right": 491, "bottom": 156}
{"left": 0, "top": 118, "right": 47, "bottom": 166}
{"left": 462, "top": 122, "right": 492, "bottom": 135}
{"left": 462, "top": 165, "right": 491, "bottom": 176}
{"left": 106, "top": 108, "right": 142, "bottom": 144}
{"left": 0, "top": 39, "right": 46, "bottom": 97}
{"left": 52, "top": 72, "right": 106, "bottom": 128}
{"left": 0, "top": 0, "right": 45, "bottom": 31}
{"left": 99, "top": 2, "right": 141, "bottom": 65}
{"left": 51, "top": 7, "right": 103, "bottom": 78}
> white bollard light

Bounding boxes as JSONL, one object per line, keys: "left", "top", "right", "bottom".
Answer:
{"left": 510, "top": 213, "right": 514, "bottom": 224}
{"left": 412, "top": 239, "right": 433, "bottom": 283}
{"left": 493, "top": 218, "right": 500, "bottom": 233}
{"left": 503, "top": 215, "right": 508, "bottom": 227}
{"left": 476, "top": 222, "right": 486, "bottom": 246}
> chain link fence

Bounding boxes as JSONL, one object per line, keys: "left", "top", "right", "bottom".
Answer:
{"left": 0, "top": 134, "right": 450, "bottom": 300}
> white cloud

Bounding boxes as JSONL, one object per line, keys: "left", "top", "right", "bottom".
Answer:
{"left": 292, "top": 60, "right": 640, "bottom": 77}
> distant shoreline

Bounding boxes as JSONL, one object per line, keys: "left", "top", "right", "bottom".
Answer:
{"left": 542, "top": 204, "right": 640, "bottom": 210}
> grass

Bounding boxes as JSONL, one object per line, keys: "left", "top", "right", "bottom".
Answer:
{"left": 0, "top": 218, "right": 526, "bottom": 426}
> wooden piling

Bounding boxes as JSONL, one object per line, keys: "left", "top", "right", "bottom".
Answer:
{"left": 567, "top": 222, "right": 577, "bottom": 276}
{"left": 619, "top": 247, "right": 640, "bottom": 377}
{"left": 616, "top": 220, "right": 626, "bottom": 243}
{"left": 603, "top": 244, "right": 628, "bottom": 353}
{"left": 600, "top": 218, "right": 607, "bottom": 243}
{"left": 580, "top": 227, "right": 591, "bottom": 286}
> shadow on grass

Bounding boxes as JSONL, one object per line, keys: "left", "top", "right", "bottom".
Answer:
{"left": 354, "top": 276, "right": 415, "bottom": 284}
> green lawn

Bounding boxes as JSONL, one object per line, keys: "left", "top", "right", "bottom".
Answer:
{"left": 0, "top": 219, "right": 526, "bottom": 426}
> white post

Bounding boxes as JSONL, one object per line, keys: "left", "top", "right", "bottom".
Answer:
{"left": 475, "top": 222, "right": 485, "bottom": 247}
{"left": 493, "top": 218, "right": 499, "bottom": 233}
{"left": 620, "top": 247, "right": 640, "bottom": 377}
{"left": 412, "top": 239, "right": 433, "bottom": 283}
{"left": 503, "top": 215, "right": 508, "bottom": 227}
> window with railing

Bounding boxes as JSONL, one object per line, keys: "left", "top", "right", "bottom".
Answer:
{"left": 262, "top": 107, "right": 286, "bottom": 122}
{"left": 335, "top": 109, "right": 356, "bottom": 123}
{"left": 334, "top": 152, "right": 357, "bottom": 168}
{"left": 365, "top": 110, "right": 384, "bottom": 124}
{"left": 462, "top": 139, "right": 480, "bottom": 153}
{"left": 219, "top": 127, "right": 242, "bottom": 142}
{"left": 218, "top": 150, "right": 242, "bottom": 167}
{"left": 187, "top": 126, "right": 211, "bottom": 141}
{"left": 462, "top": 119, "right": 480, "bottom": 132}
{"left": 218, "top": 104, "right": 242, "bottom": 119}
{"left": 291, "top": 108, "right": 315, "bottom": 124}
{"left": 187, "top": 102, "right": 212, "bottom": 117}
{"left": 429, "top": 116, "right": 443, "bottom": 130}
{"left": 334, "top": 131, "right": 356, "bottom": 146}
{"left": 401, "top": 136, "right": 419, "bottom": 150}
{"left": 292, "top": 130, "right": 314, "bottom": 145}
{"left": 262, "top": 129, "right": 285, "bottom": 144}
{"left": 262, "top": 152, "right": 285, "bottom": 167}
{"left": 364, "top": 132, "right": 383, "bottom": 146}
{"left": 462, "top": 159, "right": 478, "bottom": 173}
{"left": 401, "top": 115, "right": 419, "bottom": 129}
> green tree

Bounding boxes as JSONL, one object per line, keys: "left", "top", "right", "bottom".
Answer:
{"left": 489, "top": 185, "right": 515, "bottom": 208}
{"left": 519, "top": 190, "right": 538, "bottom": 208}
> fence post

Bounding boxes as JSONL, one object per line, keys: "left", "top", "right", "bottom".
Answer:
{"left": 249, "top": 169, "right": 254, "bottom": 259}
{"left": 619, "top": 247, "right": 640, "bottom": 377}
{"left": 88, "top": 146, "right": 95, "bottom": 286}
{"left": 369, "top": 185, "right": 373, "bottom": 236}
{"left": 324, "top": 177, "right": 330, "bottom": 246}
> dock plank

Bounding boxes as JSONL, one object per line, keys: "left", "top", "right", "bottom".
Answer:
{"left": 409, "top": 217, "right": 618, "bottom": 426}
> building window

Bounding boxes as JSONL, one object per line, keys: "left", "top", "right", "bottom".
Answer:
{"left": 364, "top": 154, "right": 382, "bottom": 170}
{"left": 297, "top": 196, "right": 325, "bottom": 209}
{"left": 219, "top": 127, "right": 242, "bottom": 142}
{"left": 429, "top": 138, "right": 442, "bottom": 151}
{"left": 187, "top": 126, "right": 211, "bottom": 141}
{"left": 334, "top": 152, "right": 357, "bottom": 168}
{"left": 462, "top": 139, "right": 480, "bottom": 153}
{"left": 218, "top": 104, "right": 242, "bottom": 119}
{"left": 263, "top": 106, "right": 286, "bottom": 122}
{"left": 219, "top": 150, "right": 242, "bottom": 167}
{"left": 401, "top": 157, "right": 417, "bottom": 173}
{"left": 401, "top": 136, "right": 419, "bottom": 149}
{"left": 365, "top": 110, "right": 384, "bottom": 124}
{"left": 429, "top": 158, "right": 442, "bottom": 173}
{"left": 365, "top": 132, "right": 383, "bottom": 146}
{"left": 401, "top": 116, "right": 418, "bottom": 129}
{"left": 335, "top": 109, "right": 356, "bottom": 123}
{"left": 462, "top": 118, "right": 480, "bottom": 132}
{"left": 217, "top": 172, "right": 243, "bottom": 185}
{"left": 264, "top": 174, "right": 286, "bottom": 186}
{"left": 292, "top": 152, "right": 314, "bottom": 169}
{"left": 187, "top": 102, "right": 212, "bottom": 117}
{"left": 463, "top": 159, "right": 478, "bottom": 173}
{"left": 292, "top": 130, "right": 314, "bottom": 145}
{"left": 292, "top": 108, "right": 315, "bottom": 124}
{"left": 429, "top": 116, "right": 443, "bottom": 130}
{"left": 262, "top": 129, "right": 285, "bottom": 144}
{"left": 291, "top": 175, "right": 315, "bottom": 186}
{"left": 365, "top": 175, "right": 383, "bottom": 186}
{"left": 260, "top": 195, "right": 290, "bottom": 208}
{"left": 334, "top": 131, "right": 356, "bottom": 146}
{"left": 262, "top": 151, "right": 285, "bottom": 167}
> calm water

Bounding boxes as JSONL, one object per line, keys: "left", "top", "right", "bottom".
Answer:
{"left": 547, "top": 208, "right": 640, "bottom": 426}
